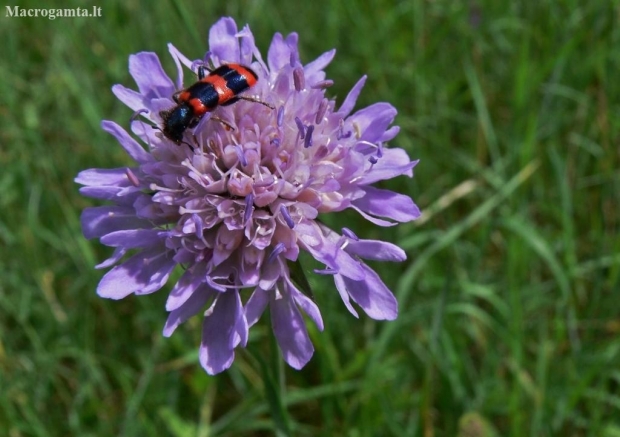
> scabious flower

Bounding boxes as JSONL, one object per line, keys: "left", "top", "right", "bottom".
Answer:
{"left": 76, "top": 17, "right": 420, "bottom": 374}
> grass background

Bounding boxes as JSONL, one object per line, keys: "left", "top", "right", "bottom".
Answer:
{"left": 1, "top": 0, "right": 619, "bottom": 435}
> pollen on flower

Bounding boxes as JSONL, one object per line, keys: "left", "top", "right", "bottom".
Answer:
{"left": 76, "top": 16, "right": 421, "bottom": 375}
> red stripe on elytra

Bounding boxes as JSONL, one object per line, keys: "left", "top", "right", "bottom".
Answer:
{"left": 188, "top": 98, "right": 207, "bottom": 116}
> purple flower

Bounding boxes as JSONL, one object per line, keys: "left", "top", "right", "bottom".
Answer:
{"left": 76, "top": 17, "right": 420, "bottom": 375}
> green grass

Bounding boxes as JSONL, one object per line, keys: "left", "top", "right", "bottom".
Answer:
{"left": 1, "top": 0, "right": 619, "bottom": 435}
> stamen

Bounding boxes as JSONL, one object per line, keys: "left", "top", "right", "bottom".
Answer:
{"left": 268, "top": 242, "right": 286, "bottom": 263}
{"left": 295, "top": 117, "right": 306, "bottom": 139}
{"left": 304, "top": 125, "right": 314, "bottom": 148}
{"left": 130, "top": 108, "right": 149, "bottom": 122}
{"left": 353, "top": 122, "right": 362, "bottom": 139}
{"left": 315, "top": 98, "right": 328, "bottom": 124}
{"left": 277, "top": 106, "right": 284, "bottom": 127}
{"left": 342, "top": 227, "right": 359, "bottom": 241}
{"left": 368, "top": 156, "right": 378, "bottom": 165}
{"left": 125, "top": 168, "right": 140, "bottom": 187}
{"left": 311, "top": 80, "right": 334, "bottom": 89}
{"left": 244, "top": 193, "right": 254, "bottom": 225}
{"left": 293, "top": 67, "right": 305, "bottom": 91}
{"left": 190, "top": 60, "right": 205, "bottom": 75}
{"left": 280, "top": 205, "right": 295, "bottom": 229}
{"left": 335, "top": 232, "right": 352, "bottom": 250}
{"left": 271, "top": 137, "right": 281, "bottom": 148}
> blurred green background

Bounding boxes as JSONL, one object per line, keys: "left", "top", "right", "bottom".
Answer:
{"left": 1, "top": 0, "right": 619, "bottom": 435}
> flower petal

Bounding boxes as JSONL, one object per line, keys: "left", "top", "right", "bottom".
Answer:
{"left": 95, "top": 247, "right": 127, "bottom": 269}
{"left": 349, "top": 204, "right": 398, "bottom": 227}
{"left": 163, "top": 284, "right": 216, "bottom": 337}
{"left": 80, "top": 206, "right": 151, "bottom": 240}
{"left": 357, "top": 153, "right": 418, "bottom": 185}
{"left": 345, "top": 239, "right": 407, "bottom": 262}
{"left": 97, "top": 247, "right": 175, "bottom": 299}
{"left": 333, "top": 274, "right": 359, "bottom": 318}
{"left": 75, "top": 168, "right": 131, "bottom": 187}
{"left": 100, "top": 229, "right": 164, "bottom": 248}
{"left": 237, "top": 24, "right": 257, "bottom": 65}
{"left": 349, "top": 102, "right": 397, "bottom": 143}
{"left": 111, "top": 84, "right": 145, "bottom": 113}
{"left": 245, "top": 287, "right": 270, "bottom": 327}
{"left": 101, "top": 121, "right": 154, "bottom": 164}
{"left": 352, "top": 186, "right": 421, "bottom": 223}
{"left": 165, "top": 263, "right": 209, "bottom": 311}
{"left": 209, "top": 17, "right": 240, "bottom": 63}
{"left": 200, "top": 291, "right": 246, "bottom": 374}
{"left": 268, "top": 32, "right": 298, "bottom": 73}
{"left": 129, "top": 52, "right": 175, "bottom": 100}
{"left": 296, "top": 221, "right": 365, "bottom": 281}
{"left": 304, "top": 49, "right": 336, "bottom": 84}
{"left": 271, "top": 288, "right": 314, "bottom": 370}
{"left": 337, "top": 263, "right": 398, "bottom": 320}
{"left": 287, "top": 278, "right": 324, "bottom": 331}
{"left": 167, "top": 43, "right": 192, "bottom": 90}
{"left": 338, "top": 75, "right": 366, "bottom": 117}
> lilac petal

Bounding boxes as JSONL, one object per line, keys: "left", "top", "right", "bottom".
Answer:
{"left": 357, "top": 152, "right": 418, "bottom": 185}
{"left": 285, "top": 33, "right": 300, "bottom": 64}
{"left": 111, "top": 84, "right": 145, "bottom": 113}
{"left": 338, "top": 76, "right": 367, "bottom": 117}
{"left": 95, "top": 247, "right": 127, "bottom": 269}
{"left": 209, "top": 17, "right": 240, "bottom": 63}
{"left": 288, "top": 280, "right": 324, "bottom": 331}
{"left": 303, "top": 49, "right": 336, "bottom": 83}
{"left": 338, "top": 264, "right": 398, "bottom": 320}
{"left": 78, "top": 186, "right": 139, "bottom": 202}
{"left": 245, "top": 288, "right": 270, "bottom": 327}
{"left": 350, "top": 205, "right": 398, "bottom": 227}
{"left": 200, "top": 291, "right": 246, "bottom": 374}
{"left": 271, "top": 290, "right": 314, "bottom": 370}
{"left": 259, "top": 257, "right": 284, "bottom": 291}
{"left": 333, "top": 274, "right": 359, "bottom": 318}
{"left": 101, "top": 121, "right": 154, "bottom": 164}
{"left": 129, "top": 52, "right": 175, "bottom": 100}
{"left": 100, "top": 229, "right": 163, "bottom": 248}
{"left": 97, "top": 247, "right": 175, "bottom": 299}
{"left": 165, "top": 263, "right": 208, "bottom": 311}
{"left": 233, "top": 298, "right": 249, "bottom": 348}
{"left": 164, "top": 284, "right": 216, "bottom": 336}
{"left": 380, "top": 125, "right": 400, "bottom": 142}
{"left": 352, "top": 186, "right": 421, "bottom": 223}
{"left": 167, "top": 43, "right": 192, "bottom": 90}
{"left": 80, "top": 206, "right": 151, "bottom": 239}
{"left": 349, "top": 103, "right": 397, "bottom": 143}
{"left": 296, "top": 221, "right": 365, "bottom": 281}
{"left": 345, "top": 239, "right": 407, "bottom": 262}
{"left": 267, "top": 32, "right": 298, "bottom": 73}
{"left": 75, "top": 168, "right": 131, "bottom": 187}
{"left": 237, "top": 24, "right": 256, "bottom": 65}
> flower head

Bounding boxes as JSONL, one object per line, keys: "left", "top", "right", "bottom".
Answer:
{"left": 76, "top": 17, "right": 420, "bottom": 374}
